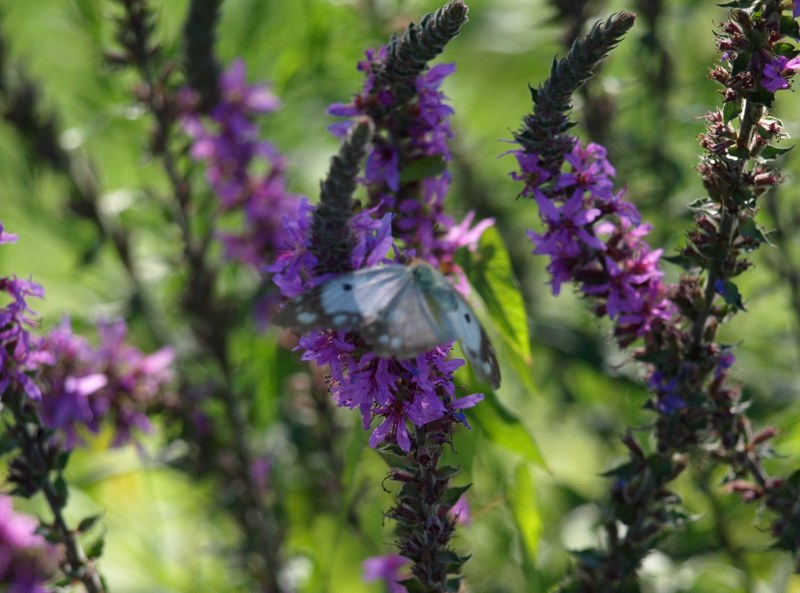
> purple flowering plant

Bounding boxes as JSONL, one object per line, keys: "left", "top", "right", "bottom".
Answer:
{"left": 4, "top": 0, "right": 800, "bottom": 592}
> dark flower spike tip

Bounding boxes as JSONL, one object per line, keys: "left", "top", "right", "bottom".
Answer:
{"left": 312, "top": 117, "right": 375, "bottom": 276}
{"left": 375, "top": 0, "right": 469, "bottom": 104}
{"left": 515, "top": 10, "right": 636, "bottom": 175}
{"left": 183, "top": 0, "right": 223, "bottom": 112}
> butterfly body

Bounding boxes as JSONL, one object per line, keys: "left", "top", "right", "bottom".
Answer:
{"left": 274, "top": 261, "right": 501, "bottom": 388}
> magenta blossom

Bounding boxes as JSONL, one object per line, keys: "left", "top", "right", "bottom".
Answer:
{"left": 328, "top": 48, "right": 494, "bottom": 284}
{"left": 270, "top": 201, "right": 484, "bottom": 452}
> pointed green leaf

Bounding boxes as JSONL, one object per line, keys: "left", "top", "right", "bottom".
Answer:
{"left": 86, "top": 534, "right": 106, "bottom": 560}
{"left": 739, "top": 217, "right": 771, "bottom": 246}
{"left": 717, "top": 280, "right": 746, "bottom": 311}
{"left": 722, "top": 101, "right": 741, "bottom": 124}
{"left": 760, "top": 144, "right": 794, "bottom": 160}
{"left": 77, "top": 513, "right": 104, "bottom": 534}
{"left": 442, "top": 484, "right": 471, "bottom": 507}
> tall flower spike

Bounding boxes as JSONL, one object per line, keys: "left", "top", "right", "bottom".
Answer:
{"left": 514, "top": 11, "right": 636, "bottom": 175}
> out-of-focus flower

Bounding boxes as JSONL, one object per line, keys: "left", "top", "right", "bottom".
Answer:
{"left": 362, "top": 554, "right": 409, "bottom": 593}
{"left": 0, "top": 495, "right": 57, "bottom": 593}
{"left": 448, "top": 494, "right": 472, "bottom": 526}
{"left": 35, "top": 318, "right": 174, "bottom": 448}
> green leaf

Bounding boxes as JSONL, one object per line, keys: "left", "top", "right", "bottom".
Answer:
{"left": 54, "top": 450, "right": 72, "bottom": 472}
{"left": 722, "top": 101, "right": 741, "bottom": 124}
{"left": 717, "top": 280, "right": 746, "bottom": 311}
{"left": 53, "top": 474, "right": 69, "bottom": 507}
{"left": 781, "top": 15, "right": 800, "bottom": 38}
{"left": 442, "top": 483, "right": 471, "bottom": 507}
{"left": 398, "top": 156, "right": 447, "bottom": 183}
{"left": 760, "top": 144, "right": 794, "bottom": 160}
{"left": 506, "top": 463, "right": 541, "bottom": 566}
{"left": 773, "top": 42, "right": 797, "bottom": 57}
{"left": 0, "top": 433, "right": 19, "bottom": 456}
{"left": 739, "top": 217, "right": 771, "bottom": 246}
{"left": 77, "top": 513, "right": 104, "bottom": 534}
{"left": 460, "top": 226, "right": 534, "bottom": 391}
{"left": 662, "top": 253, "right": 695, "bottom": 270}
{"left": 731, "top": 51, "right": 751, "bottom": 76}
{"left": 86, "top": 534, "right": 106, "bottom": 560}
{"left": 470, "top": 391, "right": 546, "bottom": 468}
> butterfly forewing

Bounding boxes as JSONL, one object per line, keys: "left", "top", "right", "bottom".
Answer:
{"left": 273, "top": 266, "right": 407, "bottom": 331}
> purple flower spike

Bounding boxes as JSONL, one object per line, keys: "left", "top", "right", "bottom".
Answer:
{"left": 182, "top": 60, "right": 303, "bottom": 272}
{"left": 513, "top": 141, "right": 674, "bottom": 342}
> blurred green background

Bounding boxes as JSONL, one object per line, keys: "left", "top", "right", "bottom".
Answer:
{"left": 2, "top": 0, "right": 800, "bottom": 592}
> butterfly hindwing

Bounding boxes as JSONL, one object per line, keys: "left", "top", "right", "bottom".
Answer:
{"left": 441, "top": 291, "right": 501, "bottom": 389}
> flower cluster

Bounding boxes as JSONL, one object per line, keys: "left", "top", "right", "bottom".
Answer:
{"left": 182, "top": 60, "right": 303, "bottom": 270}
{"left": 512, "top": 141, "right": 674, "bottom": 347}
{"left": 34, "top": 318, "right": 174, "bottom": 448}
{"left": 0, "top": 222, "right": 44, "bottom": 402}
{"left": 0, "top": 495, "right": 57, "bottom": 593}
{"left": 270, "top": 201, "right": 483, "bottom": 452}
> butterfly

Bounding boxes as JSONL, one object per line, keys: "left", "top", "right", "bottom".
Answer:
{"left": 273, "top": 260, "right": 501, "bottom": 388}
